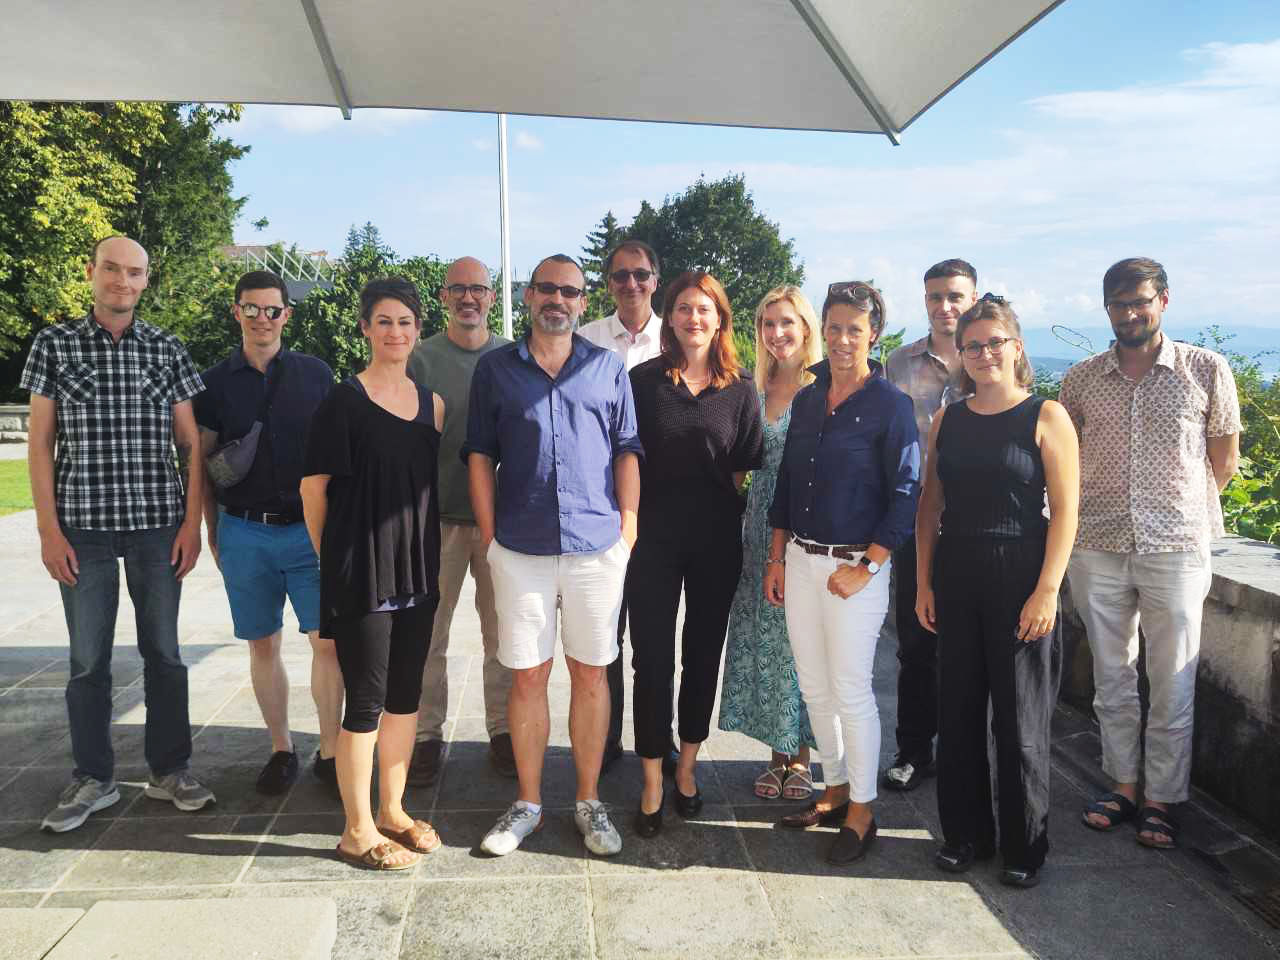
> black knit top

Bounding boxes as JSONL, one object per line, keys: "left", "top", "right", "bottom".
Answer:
{"left": 629, "top": 357, "right": 764, "bottom": 539}
{"left": 937, "top": 395, "right": 1047, "bottom": 540}
{"left": 303, "top": 378, "right": 441, "bottom": 632}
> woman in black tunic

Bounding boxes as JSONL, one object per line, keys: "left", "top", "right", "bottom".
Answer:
{"left": 627, "top": 271, "right": 764, "bottom": 837}
{"left": 914, "top": 295, "right": 1078, "bottom": 887}
{"left": 301, "top": 278, "right": 445, "bottom": 871}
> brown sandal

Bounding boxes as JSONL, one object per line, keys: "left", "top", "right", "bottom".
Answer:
{"left": 380, "top": 819, "right": 442, "bottom": 854}
{"left": 334, "top": 840, "right": 419, "bottom": 871}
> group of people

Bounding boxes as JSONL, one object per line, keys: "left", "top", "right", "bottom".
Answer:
{"left": 23, "top": 234, "right": 1239, "bottom": 888}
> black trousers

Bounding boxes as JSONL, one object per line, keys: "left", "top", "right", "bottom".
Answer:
{"left": 934, "top": 536, "right": 1062, "bottom": 871}
{"left": 893, "top": 534, "right": 938, "bottom": 763}
{"left": 626, "top": 527, "right": 741, "bottom": 759}
{"left": 333, "top": 600, "right": 438, "bottom": 734}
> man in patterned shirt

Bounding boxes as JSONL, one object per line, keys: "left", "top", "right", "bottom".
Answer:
{"left": 881, "top": 258, "right": 973, "bottom": 791}
{"left": 1063, "top": 257, "right": 1239, "bottom": 850}
{"left": 23, "top": 236, "right": 216, "bottom": 833}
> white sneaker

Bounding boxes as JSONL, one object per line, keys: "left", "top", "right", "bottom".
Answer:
{"left": 575, "top": 799, "right": 622, "bottom": 856}
{"left": 480, "top": 802, "right": 543, "bottom": 856}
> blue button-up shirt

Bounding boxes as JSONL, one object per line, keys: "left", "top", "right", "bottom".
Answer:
{"left": 768, "top": 359, "right": 920, "bottom": 551}
{"left": 462, "top": 334, "right": 644, "bottom": 556}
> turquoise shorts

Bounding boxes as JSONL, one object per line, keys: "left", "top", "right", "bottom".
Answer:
{"left": 217, "top": 510, "right": 322, "bottom": 640}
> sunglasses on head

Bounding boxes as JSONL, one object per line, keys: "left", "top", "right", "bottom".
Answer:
{"left": 979, "top": 292, "right": 1008, "bottom": 304}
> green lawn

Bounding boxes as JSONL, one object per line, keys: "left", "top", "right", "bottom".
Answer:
{"left": 0, "top": 460, "right": 33, "bottom": 516}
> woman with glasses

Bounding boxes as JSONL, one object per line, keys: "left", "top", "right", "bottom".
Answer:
{"left": 718, "top": 286, "right": 823, "bottom": 801}
{"left": 764, "top": 281, "right": 920, "bottom": 864}
{"left": 301, "top": 277, "right": 445, "bottom": 871}
{"left": 627, "top": 271, "right": 763, "bottom": 837}
{"left": 914, "top": 295, "right": 1078, "bottom": 887}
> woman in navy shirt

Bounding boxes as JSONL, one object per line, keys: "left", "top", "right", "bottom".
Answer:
{"left": 765, "top": 281, "right": 920, "bottom": 865}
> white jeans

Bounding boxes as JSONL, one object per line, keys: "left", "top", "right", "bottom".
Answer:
{"left": 488, "top": 538, "right": 629, "bottom": 670}
{"left": 1067, "top": 546, "right": 1212, "bottom": 803}
{"left": 783, "top": 542, "right": 891, "bottom": 803}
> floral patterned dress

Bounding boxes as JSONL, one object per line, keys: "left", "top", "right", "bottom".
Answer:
{"left": 717, "top": 393, "right": 816, "bottom": 754}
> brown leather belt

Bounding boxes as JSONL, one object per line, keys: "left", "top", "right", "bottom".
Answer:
{"left": 791, "top": 535, "right": 870, "bottom": 561}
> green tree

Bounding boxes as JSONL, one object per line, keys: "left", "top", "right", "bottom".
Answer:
{"left": 580, "top": 210, "right": 625, "bottom": 322}
{"left": 623, "top": 174, "right": 804, "bottom": 371}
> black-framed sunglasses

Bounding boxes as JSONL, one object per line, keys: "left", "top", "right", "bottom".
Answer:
{"left": 529, "top": 281, "right": 585, "bottom": 299}
{"left": 445, "top": 283, "right": 493, "bottom": 299}
{"left": 608, "top": 268, "right": 654, "bottom": 285}
{"left": 979, "top": 292, "right": 1008, "bottom": 304}
{"left": 827, "top": 280, "right": 876, "bottom": 298}
{"left": 960, "top": 336, "right": 1018, "bottom": 360}
{"left": 237, "top": 303, "right": 286, "bottom": 320}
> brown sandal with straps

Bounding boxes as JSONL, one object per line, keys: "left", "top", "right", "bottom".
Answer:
{"left": 334, "top": 840, "right": 419, "bottom": 871}
{"left": 380, "top": 819, "right": 442, "bottom": 854}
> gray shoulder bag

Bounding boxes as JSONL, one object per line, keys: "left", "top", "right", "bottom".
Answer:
{"left": 205, "top": 361, "right": 285, "bottom": 490}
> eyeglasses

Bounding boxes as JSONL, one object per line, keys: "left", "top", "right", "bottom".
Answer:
{"left": 445, "top": 283, "right": 492, "bottom": 299}
{"left": 609, "top": 268, "right": 654, "bottom": 285}
{"left": 529, "top": 282, "right": 585, "bottom": 299}
{"left": 960, "top": 336, "right": 1017, "bottom": 359}
{"left": 237, "top": 303, "right": 286, "bottom": 320}
{"left": 1105, "top": 294, "right": 1158, "bottom": 313}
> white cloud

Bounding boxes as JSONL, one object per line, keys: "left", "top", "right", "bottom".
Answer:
{"left": 471, "top": 138, "right": 494, "bottom": 151}
{"left": 514, "top": 131, "right": 544, "bottom": 151}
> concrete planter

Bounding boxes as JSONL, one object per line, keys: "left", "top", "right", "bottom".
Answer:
{"left": 0, "top": 404, "right": 29, "bottom": 442}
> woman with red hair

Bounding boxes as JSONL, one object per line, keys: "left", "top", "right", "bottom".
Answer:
{"left": 626, "top": 271, "right": 764, "bottom": 837}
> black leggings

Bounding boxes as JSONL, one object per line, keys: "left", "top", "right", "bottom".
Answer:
{"left": 333, "top": 600, "right": 438, "bottom": 733}
{"left": 934, "top": 536, "right": 1062, "bottom": 871}
{"left": 626, "top": 527, "right": 742, "bottom": 758}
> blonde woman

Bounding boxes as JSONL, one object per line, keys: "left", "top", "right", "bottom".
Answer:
{"left": 718, "top": 287, "right": 823, "bottom": 800}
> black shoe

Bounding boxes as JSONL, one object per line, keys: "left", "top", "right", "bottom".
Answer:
{"left": 635, "top": 797, "right": 664, "bottom": 838}
{"left": 256, "top": 750, "right": 299, "bottom": 795}
{"left": 661, "top": 745, "right": 679, "bottom": 778}
{"left": 780, "top": 800, "right": 850, "bottom": 829}
{"left": 312, "top": 753, "right": 337, "bottom": 787}
{"left": 934, "top": 841, "right": 995, "bottom": 874}
{"left": 827, "top": 820, "right": 877, "bottom": 864}
{"left": 882, "top": 754, "right": 935, "bottom": 792}
{"left": 1000, "top": 866, "right": 1041, "bottom": 888}
{"left": 601, "top": 740, "right": 624, "bottom": 775}
{"left": 673, "top": 786, "right": 703, "bottom": 819}
{"left": 488, "top": 733, "right": 518, "bottom": 779}
{"left": 407, "top": 739, "right": 444, "bottom": 788}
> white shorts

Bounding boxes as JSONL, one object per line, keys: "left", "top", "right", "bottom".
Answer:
{"left": 487, "top": 538, "right": 629, "bottom": 670}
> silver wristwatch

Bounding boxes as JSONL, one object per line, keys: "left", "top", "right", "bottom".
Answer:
{"left": 859, "top": 555, "right": 881, "bottom": 575}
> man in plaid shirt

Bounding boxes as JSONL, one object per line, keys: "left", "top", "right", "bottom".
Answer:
{"left": 22, "top": 235, "right": 217, "bottom": 833}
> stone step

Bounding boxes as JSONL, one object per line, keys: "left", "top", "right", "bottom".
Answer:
{"left": 44, "top": 897, "right": 336, "bottom": 960}
{"left": 0, "top": 908, "right": 83, "bottom": 960}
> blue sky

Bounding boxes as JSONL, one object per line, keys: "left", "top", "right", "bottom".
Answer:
{"left": 224, "top": 0, "right": 1279, "bottom": 351}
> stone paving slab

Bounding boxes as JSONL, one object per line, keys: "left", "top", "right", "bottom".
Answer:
{"left": 0, "top": 906, "right": 82, "bottom": 959}
{"left": 45, "top": 897, "right": 336, "bottom": 960}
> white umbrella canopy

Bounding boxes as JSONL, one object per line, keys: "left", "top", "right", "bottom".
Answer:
{"left": 2, "top": 0, "right": 1062, "bottom": 141}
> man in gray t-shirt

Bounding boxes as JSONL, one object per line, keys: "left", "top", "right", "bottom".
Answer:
{"left": 406, "top": 257, "right": 512, "bottom": 785}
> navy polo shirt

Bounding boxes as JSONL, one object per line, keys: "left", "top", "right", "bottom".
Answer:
{"left": 462, "top": 334, "right": 644, "bottom": 556}
{"left": 769, "top": 359, "right": 920, "bottom": 551}
{"left": 194, "top": 347, "right": 334, "bottom": 515}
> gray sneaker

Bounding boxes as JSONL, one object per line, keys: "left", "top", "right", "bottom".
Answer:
{"left": 145, "top": 771, "right": 216, "bottom": 811}
{"left": 575, "top": 799, "right": 622, "bottom": 856}
{"left": 480, "top": 802, "right": 543, "bottom": 856}
{"left": 41, "top": 775, "right": 120, "bottom": 833}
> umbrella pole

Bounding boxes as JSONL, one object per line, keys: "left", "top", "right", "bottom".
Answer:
{"left": 498, "top": 113, "right": 513, "bottom": 339}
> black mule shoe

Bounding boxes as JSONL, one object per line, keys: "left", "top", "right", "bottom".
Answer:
{"left": 1000, "top": 865, "right": 1040, "bottom": 888}
{"left": 635, "top": 797, "right": 664, "bottom": 838}
{"left": 934, "top": 841, "right": 996, "bottom": 874}
{"left": 780, "top": 800, "right": 849, "bottom": 829}
{"left": 673, "top": 785, "right": 703, "bottom": 818}
{"left": 827, "top": 820, "right": 877, "bottom": 864}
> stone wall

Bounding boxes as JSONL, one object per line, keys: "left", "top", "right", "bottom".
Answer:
{"left": 1060, "top": 536, "right": 1280, "bottom": 839}
{"left": 0, "top": 404, "right": 29, "bottom": 443}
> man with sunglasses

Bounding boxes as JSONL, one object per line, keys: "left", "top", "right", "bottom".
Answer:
{"left": 466, "top": 254, "right": 642, "bottom": 857}
{"left": 404, "top": 257, "right": 512, "bottom": 787}
{"left": 576, "top": 240, "right": 677, "bottom": 774}
{"left": 195, "top": 270, "right": 341, "bottom": 795}
{"left": 1063, "top": 257, "right": 1239, "bottom": 850}
{"left": 881, "top": 259, "right": 976, "bottom": 792}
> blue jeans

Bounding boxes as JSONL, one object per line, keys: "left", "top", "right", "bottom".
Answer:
{"left": 60, "top": 524, "right": 191, "bottom": 781}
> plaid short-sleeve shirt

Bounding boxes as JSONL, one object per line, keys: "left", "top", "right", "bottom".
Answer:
{"left": 20, "top": 313, "right": 205, "bottom": 531}
{"left": 1058, "top": 336, "right": 1240, "bottom": 554}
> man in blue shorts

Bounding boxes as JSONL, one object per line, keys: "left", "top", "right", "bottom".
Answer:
{"left": 196, "top": 270, "right": 342, "bottom": 794}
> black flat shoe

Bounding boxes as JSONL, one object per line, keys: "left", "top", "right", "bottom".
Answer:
{"left": 779, "top": 800, "right": 849, "bottom": 829}
{"left": 827, "top": 820, "right": 877, "bottom": 864}
{"left": 934, "top": 841, "right": 996, "bottom": 874}
{"left": 1000, "top": 866, "right": 1040, "bottom": 888}
{"left": 673, "top": 786, "right": 703, "bottom": 818}
{"left": 635, "top": 797, "right": 664, "bottom": 838}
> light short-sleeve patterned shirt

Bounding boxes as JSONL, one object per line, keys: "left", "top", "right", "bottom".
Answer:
{"left": 884, "top": 333, "right": 965, "bottom": 474}
{"left": 20, "top": 313, "right": 204, "bottom": 531}
{"left": 1058, "top": 336, "right": 1240, "bottom": 554}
